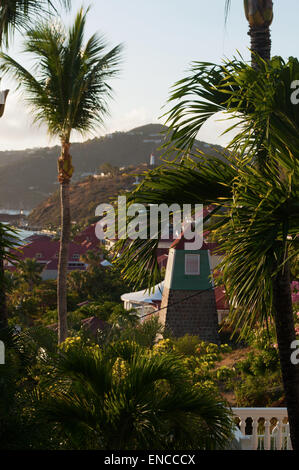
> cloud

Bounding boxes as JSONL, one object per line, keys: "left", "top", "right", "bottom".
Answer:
{"left": 0, "top": 92, "right": 57, "bottom": 151}
{"left": 102, "top": 107, "right": 161, "bottom": 134}
{"left": 197, "top": 111, "right": 241, "bottom": 147}
{"left": 0, "top": 95, "right": 237, "bottom": 153}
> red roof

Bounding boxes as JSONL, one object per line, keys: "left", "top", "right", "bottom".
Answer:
{"left": 8, "top": 231, "right": 98, "bottom": 273}
{"left": 75, "top": 223, "right": 101, "bottom": 246}
{"left": 170, "top": 232, "right": 209, "bottom": 251}
{"left": 11, "top": 238, "right": 60, "bottom": 263}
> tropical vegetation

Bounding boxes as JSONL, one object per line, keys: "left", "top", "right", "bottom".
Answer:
{"left": 0, "top": 8, "right": 123, "bottom": 343}
{"left": 113, "top": 56, "right": 299, "bottom": 448}
{"left": 1, "top": 0, "right": 299, "bottom": 453}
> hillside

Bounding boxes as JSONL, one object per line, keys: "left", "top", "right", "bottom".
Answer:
{"left": 28, "top": 166, "right": 143, "bottom": 228}
{"left": 0, "top": 123, "right": 225, "bottom": 210}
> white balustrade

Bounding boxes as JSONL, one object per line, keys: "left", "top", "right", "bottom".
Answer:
{"left": 232, "top": 408, "right": 292, "bottom": 450}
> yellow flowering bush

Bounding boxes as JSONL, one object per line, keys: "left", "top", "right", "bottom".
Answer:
{"left": 152, "top": 338, "right": 174, "bottom": 354}
{"left": 112, "top": 357, "right": 128, "bottom": 383}
{"left": 59, "top": 335, "right": 100, "bottom": 354}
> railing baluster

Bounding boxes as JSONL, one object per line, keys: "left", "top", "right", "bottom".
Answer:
{"left": 277, "top": 420, "right": 283, "bottom": 450}
{"left": 232, "top": 408, "right": 290, "bottom": 451}
{"left": 264, "top": 419, "right": 271, "bottom": 450}
{"left": 252, "top": 418, "right": 259, "bottom": 450}
{"left": 240, "top": 418, "right": 246, "bottom": 436}
{"left": 286, "top": 424, "right": 292, "bottom": 450}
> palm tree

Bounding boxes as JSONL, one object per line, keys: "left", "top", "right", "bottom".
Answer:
{"left": 113, "top": 57, "right": 299, "bottom": 449}
{"left": 0, "top": 8, "right": 123, "bottom": 343}
{"left": 225, "top": 0, "right": 273, "bottom": 67}
{"left": 0, "top": 0, "right": 70, "bottom": 47}
{"left": 16, "top": 258, "right": 44, "bottom": 292}
{"left": 0, "top": 1, "right": 70, "bottom": 113}
{"left": 39, "top": 341, "right": 233, "bottom": 449}
{"left": 0, "top": 1, "right": 70, "bottom": 331}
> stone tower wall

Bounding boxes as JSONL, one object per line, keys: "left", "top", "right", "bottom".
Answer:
{"left": 159, "top": 287, "right": 219, "bottom": 343}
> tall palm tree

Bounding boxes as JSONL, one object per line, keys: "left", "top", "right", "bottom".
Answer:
{"left": 0, "top": 1, "right": 70, "bottom": 331}
{"left": 113, "top": 57, "right": 299, "bottom": 448}
{"left": 39, "top": 341, "right": 233, "bottom": 449}
{"left": 0, "top": 8, "right": 123, "bottom": 343}
{"left": 225, "top": 0, "right": 273, "bottom": 67}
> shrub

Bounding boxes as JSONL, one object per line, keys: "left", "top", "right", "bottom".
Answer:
{"left": 215, "top": 366, "right": 236, "bottom": 382}
{"left": 172, "top": 334, "right": 201, "bottom": 356}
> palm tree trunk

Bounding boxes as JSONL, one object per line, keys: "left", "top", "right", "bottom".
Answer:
{"left": 0, "top": 88, "right": 9, "bottom": 329}
{"left": 57, "top": 181, "right": 70, "bottom": 343}
{"left": 249, "top": 25, "right": 271, "bottom": 68}
{"left": 0, "top": 252, "right": 7, "bottom": 329}
{"left": 57, "top": 142, "right": 73, "bottom": 344}
{"left": 273, "top": 262, "right": 299, "bottom": 450}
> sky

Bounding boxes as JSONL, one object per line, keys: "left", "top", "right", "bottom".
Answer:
{"left": 1, "top": 0, "right": 299, "bottom": 151}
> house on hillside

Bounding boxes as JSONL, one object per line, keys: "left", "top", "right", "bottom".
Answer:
{"left": 5, "top": 224, "right": 103, "bottom": 280}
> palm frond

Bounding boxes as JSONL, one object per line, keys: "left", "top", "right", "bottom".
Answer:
{"left": 0, "top": 0, "right": 70, "bottom": 47}
{"left": 114, "top": 155, "right": 236, "bottom": 290}
{"left": 0, "top": 7, "right": 123, "bottom": 141}
{"left": 38, "top": 343, "right": 233, "bottom": 449}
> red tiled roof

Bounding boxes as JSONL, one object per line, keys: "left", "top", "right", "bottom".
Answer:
{"left": 170, "top": 233, "right": 209, "bottom": 251}
{"left": 9, "top": 235, "right": 95, "bottom": 272}
{"left": 11, "top": 238, "right": 60, "bottom": 262}
{"left": 74, "top": 224, "right": 99, "bottom": 244}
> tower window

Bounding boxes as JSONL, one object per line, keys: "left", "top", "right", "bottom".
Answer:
{"left": 185, "top": 254, "right": 200, "bottom": 275}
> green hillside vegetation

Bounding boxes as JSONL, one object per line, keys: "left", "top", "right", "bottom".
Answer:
{"left": 28, "top": 168, "right": 139, "bottom": 228}
{"left": 0, "top": 124, "right": 225, "bottom": 210}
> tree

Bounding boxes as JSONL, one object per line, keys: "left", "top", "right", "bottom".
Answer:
{"left": 113, "top": 57, "right": 299, "bottom": 449}
{"left": 0, "top": 0, "right": 70, "bottom": 331}
{"left": 16, "top": 258, "right": 44, "bottom": 292}
{"left": 225, "top": 0, "right": 273, "bottom": 67}
{"left": 39, "top": 340, "right": 233, "bottom": 449}
{"left": 0, "top": 8, "right": 123, "bottom": 343}
{"left": 0, "top": 0, "right": 70, "bottom": 47}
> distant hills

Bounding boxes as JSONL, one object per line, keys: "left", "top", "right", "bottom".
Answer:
{"left": 0, "top": 123, "right": 225, "bottom": 211}
{"left": 28, "top": 169, "right": 139, "bottom": 228}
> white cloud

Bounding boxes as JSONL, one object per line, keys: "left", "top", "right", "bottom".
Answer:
{"left": 197, "top": 112, "right": 241, "bottom": 147}
{"left": 0, "top": 92, "right": 57, "bottom": 151}
{"left": 106, "top": 107, "right": 161, "bottom": 134}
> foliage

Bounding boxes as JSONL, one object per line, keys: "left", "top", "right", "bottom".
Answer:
{"left": 67, "top": 259, "right": 131, "bottom": 304}
{"left": 0, "top": 326, "right": 59, "bottom": 449}
{"left": 111, "top": 316, "right": 164, "bottom": 349}
{"left": 215, "top": 366, "right": 236, "bottom": 382}
{"left": 114, "top": 57, "right": 299, "bottom": 341}
{"left": 0, "top": 0, "right": 70, "bottom": 47}
{"left": 171, "top": 334, "right": 202, "bottom": 356}
{"left": 0, "top": 8, "right": 123, "bottom": 141}
{"left": 36, "top": 340, "right": 233, "bottom": 450}
{"left": 234, "top": 374, "right": 283, "bottom": 407}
